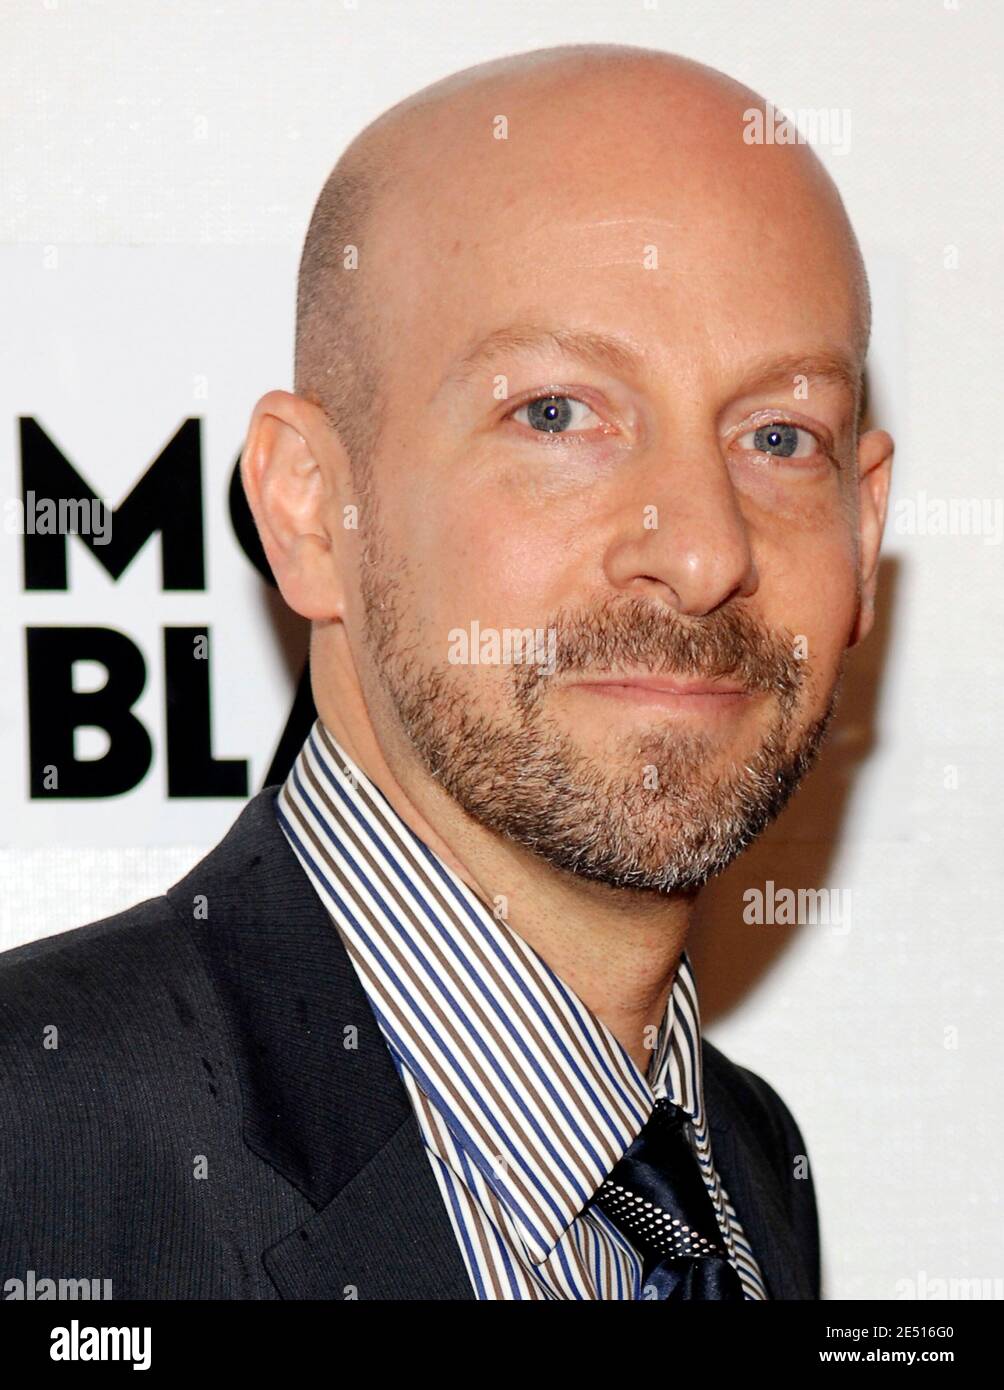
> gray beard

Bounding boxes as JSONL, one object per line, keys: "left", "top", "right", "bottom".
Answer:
{"left": 358, "top": 525, "right": 841, "bottom": 896}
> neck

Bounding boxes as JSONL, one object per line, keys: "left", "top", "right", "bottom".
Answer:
{"left": 312, "top": 656, "right": 696, "bottom": 1076}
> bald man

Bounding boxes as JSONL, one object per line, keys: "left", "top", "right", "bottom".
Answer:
{"left": 0, "top": 45, "right": 892, "bottom": 1302}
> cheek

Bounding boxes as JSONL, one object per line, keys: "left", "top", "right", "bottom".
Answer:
{"left": 408, "top": 489, "right": 570, "bottom": 632}
{"left": 762, "top": 527, "right": 859, "bottom": 686}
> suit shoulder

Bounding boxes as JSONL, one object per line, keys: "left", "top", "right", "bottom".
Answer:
{"left": 0, "top": 787, "right": 283, "bottom": 1027}
{"left": 701, "top": 1036, "right": 810, "bottom": 1156}
{"left": 703, "top": 1036, "right": 821, "bottom": 1297}
{"left": 0, "top": 891, "right": 185, "bottom": 980}
{"left": 0, "top": 892, "right": 204, "bottom": 1059}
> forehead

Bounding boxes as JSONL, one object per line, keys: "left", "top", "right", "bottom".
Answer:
{"left": 364, "top": 99, "right": 865, "bottom": 400}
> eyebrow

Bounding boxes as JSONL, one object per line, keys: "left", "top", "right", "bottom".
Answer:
{"left": 440, "top": 323, "right": 645, "bottom": 391}
{"left": 440, "top": 322, "right": 863, "bottom": 404}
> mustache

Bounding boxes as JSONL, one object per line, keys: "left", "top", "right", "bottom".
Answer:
{"left": 516, "top": 597, "right": 806, "bottom": 705}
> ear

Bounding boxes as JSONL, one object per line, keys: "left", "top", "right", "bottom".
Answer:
{"left": 849, "top": 427, "right": 895, "bottom": 647}
{"left": 240, "top": 389, "right": 353, "bottom": 621}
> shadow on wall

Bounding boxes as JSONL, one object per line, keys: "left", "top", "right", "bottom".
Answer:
{"left": 691, "top": 552, "right": 900, "bottom": 1026}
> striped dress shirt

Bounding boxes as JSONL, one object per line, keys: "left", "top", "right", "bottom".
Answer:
{"left": 276, "top": 719, "right": 768, "bottom": 1300}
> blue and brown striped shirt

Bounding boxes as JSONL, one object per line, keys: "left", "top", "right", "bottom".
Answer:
{"left": 276, "top": 718, "right": 768, "bottom": 1300}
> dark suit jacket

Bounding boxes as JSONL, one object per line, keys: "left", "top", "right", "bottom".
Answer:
{"left": 0, "top": 787, "right": 821, "bottom": 1300}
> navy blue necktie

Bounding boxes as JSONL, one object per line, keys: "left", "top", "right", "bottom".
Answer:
{"left": 590, "top": 1097, "right": 746, "bottom": 1300}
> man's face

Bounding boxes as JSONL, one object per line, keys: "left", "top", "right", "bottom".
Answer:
{"left": 338, "top": 82, "right": 879, "bottom": 893}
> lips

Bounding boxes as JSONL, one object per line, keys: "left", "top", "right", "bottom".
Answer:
{"left": 567, "top": 674, "right": 751, "bottom": 696}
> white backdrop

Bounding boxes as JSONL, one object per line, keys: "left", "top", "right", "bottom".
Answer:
{"left": 2, "top": 0, "right": 1001, "bottom": 1301}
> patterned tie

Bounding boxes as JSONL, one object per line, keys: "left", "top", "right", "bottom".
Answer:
{"left": 589, "top": 1097, "right": 747, "bottom": 1300}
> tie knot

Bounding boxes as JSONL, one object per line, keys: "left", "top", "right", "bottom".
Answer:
{"left": 588, "top": 1093, "right": 746, "bottom": 1298}
{"left": 648, "top": 1097, "right": 689, "bottom": 1133}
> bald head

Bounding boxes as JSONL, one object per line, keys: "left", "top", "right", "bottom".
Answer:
{"left": 294, "top": 147, "right": 390, "bottom": 480}
{"left": 264, "top": 43, "right": 894, "bottom": 900}
{"left": 295, "top": 43, "right": 871, "bottom": 477}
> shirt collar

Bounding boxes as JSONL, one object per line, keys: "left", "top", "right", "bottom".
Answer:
{"left": 276, "top": 718, "right": 711, "bottom": 1264}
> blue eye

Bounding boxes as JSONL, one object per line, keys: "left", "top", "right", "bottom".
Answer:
{"left": 512, "top": 395, "right": 599, "bottom": 434}
{"left": 738, "top": 422, "right": 817, "bottom": 459}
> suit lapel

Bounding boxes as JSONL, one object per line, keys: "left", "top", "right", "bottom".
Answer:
{"left": 168, "top": 787, "right": 474, "bottom": 1301}
{"left": 263, "top": 1115, "right": 475, "bottom": 1300}
{"left": 702, "top": 1053, "right": 814, "bottom": 1300}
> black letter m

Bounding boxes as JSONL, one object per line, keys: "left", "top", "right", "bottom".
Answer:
{"left": 20, "top": 417, "right": 205, "bottom": 590}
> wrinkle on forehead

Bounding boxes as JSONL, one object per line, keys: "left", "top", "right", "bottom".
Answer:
{"left": 540, "top": 218, "right": 681, "bottom": 269}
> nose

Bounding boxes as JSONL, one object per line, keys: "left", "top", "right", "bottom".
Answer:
{"left": 602, "top": 438, "right": 759, "bottom": 615}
